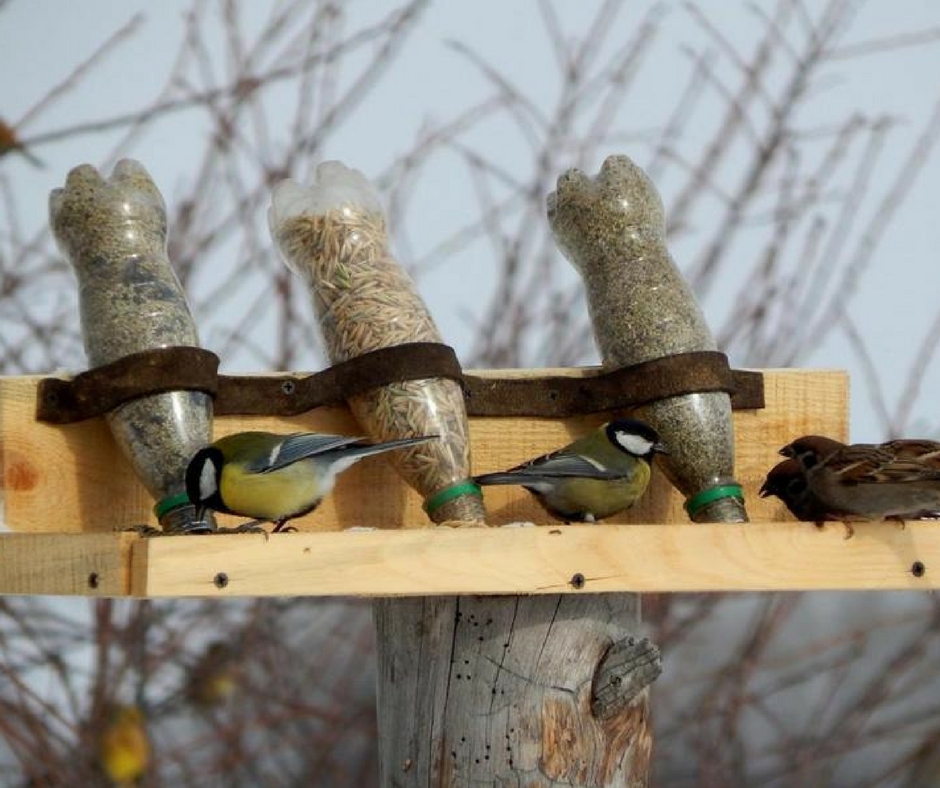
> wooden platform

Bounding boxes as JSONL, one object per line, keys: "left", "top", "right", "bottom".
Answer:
{"left": 0, "top": 366, "right": 893, "bottom": 598}
{"left": 0, "top": 522, "right": 933, "bottom": 598}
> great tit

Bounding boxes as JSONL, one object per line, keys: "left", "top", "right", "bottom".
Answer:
{"left": 186, "top": 431, "right": 435, "bottom": 532}
{"left": 473, "top": 418, "right": 666, "bottom": 522}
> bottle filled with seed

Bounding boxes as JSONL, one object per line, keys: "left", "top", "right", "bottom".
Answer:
{"left": 547, "top": 155, "right": 747, "bottom": 523}
{"left": 268, "top": 161, "right": 486, "bottom": 524}
{"left": 50, "top": 159, "right": 214, "bottom": 532}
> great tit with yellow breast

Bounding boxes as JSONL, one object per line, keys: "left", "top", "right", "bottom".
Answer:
{"left": 186, "top": 431, "right": 435, "bottom": 532}
{"left": 473, "top": 418, "right": 666, "bottom": 522}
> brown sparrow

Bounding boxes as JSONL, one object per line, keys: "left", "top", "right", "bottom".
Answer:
{"left": 778, "top": 434, "right": 845, "bottom": 469}
{"left": 763, "top": 443, "right": 940, "bottom": 534}
{"left": 781, "top": 434, "right": 940, "bottom": 471}
{"left": 759, "top": 459, "right": 828, "bottom": 522}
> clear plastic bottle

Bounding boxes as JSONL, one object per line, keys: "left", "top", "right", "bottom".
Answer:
{"left": 548, "top": 155, "right": 747, "bottom": 522}
{"left": 50, "top": 159, "right": 213, "bottom": 532}
{"left": 269, "top": 162, "right": 486, "bottom": 524}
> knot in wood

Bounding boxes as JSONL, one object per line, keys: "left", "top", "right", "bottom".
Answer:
{"left": 590, "top": 636, "right": 662, "bottom": 721}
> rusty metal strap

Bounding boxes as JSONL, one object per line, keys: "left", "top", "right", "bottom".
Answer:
{"left": 35, "top": 343, "right": 464, "bottom": 423}
{"left": 36, "top": 344, "right": 764, "bottom": 424}
{"left": 36, "top": 347, "right": 220, "bottom": 424}
{"left": 215, "top": 343, "right": 463, "bottom": 416}
{"left": 463, "top": 351, "right": 763, "bottom": 417}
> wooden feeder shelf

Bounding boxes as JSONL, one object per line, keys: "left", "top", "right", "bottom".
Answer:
{"left": 3, "top": 366, "right": 928, "bottom": 599}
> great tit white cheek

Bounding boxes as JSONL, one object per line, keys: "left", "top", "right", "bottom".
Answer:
{"left": 199, "top": 460, "right": 218, "bottom": 501}
{"left": 615, "top": 431, "right": 654, "bottom": 456}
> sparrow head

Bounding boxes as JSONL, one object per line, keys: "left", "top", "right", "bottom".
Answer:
{"left": 185, "top": 446, "right": 226, "bottom": 518}
{"left": 760, "top": 458, "right": 808, "bottom": 501}
{"left": 605, "top": 419, "right": 668, "bottom": 460}
{"left": 778, "top": 434, "right": 845, "bottom": 469}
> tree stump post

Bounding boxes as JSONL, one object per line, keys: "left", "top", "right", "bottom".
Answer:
{"left": 374, "top": 594, "right": 661, "bottom": 787}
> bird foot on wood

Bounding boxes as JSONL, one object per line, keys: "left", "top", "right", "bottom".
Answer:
{"left": 198, "top": 519, "right": 270, "bottom": 539}
{"left": 812, "top": 520, "right": 854, "bottom": 540}
{"left": 118, "top": 524, "right": 164, "bottom": 536}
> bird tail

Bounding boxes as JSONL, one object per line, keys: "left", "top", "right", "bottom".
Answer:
{"left": 344, "top": 434, "right": 437, "bottom": 460}
{"left": 473, "top": 471, "right": 528, "bottom": 487}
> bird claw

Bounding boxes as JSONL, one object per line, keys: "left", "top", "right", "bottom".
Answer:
{"left": 213, "top": 520, "right": 271, "bottom": 539}
{"left": 119, "top": 524, "right": 164, "bottom": 537}
{"left": 812, "top": 520, "right": 854, "bottom": 540}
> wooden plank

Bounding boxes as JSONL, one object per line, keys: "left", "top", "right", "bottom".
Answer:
{"left": 124, "top": 521, "right": 936, "bottom": 598}
{"left": 0, "top": 533, "right": 132, "bottom": 595}
{"left": 0, "top": 368, "right": 847, "bottom": 533}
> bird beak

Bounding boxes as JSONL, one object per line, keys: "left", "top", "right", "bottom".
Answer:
{"left": 778, "top": 447, "right": 792, "bottom": 458}
{"left": 653, "top": 441, "right": 668, "bottom": 456}
{"left": 758, "top": 483, "right": 771, "bottom": 498}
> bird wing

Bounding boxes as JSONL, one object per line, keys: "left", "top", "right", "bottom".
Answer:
{"left": 881, "top": 439, "right": 940, "bottom": 467}
{"left": 246, "top": 433, "right": 366, "bottom": 474}
{"left": 864, "top": 459, "right": 940, "bottom": 484}
{"left": 505, "top": 450, "right": 628, "bottom": 480}
{"left": 827, "top": 447, "right": 940, "bottom": 485}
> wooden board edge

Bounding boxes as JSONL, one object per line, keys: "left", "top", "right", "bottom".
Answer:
{"left": 0, "top": 532, "right": 135, "bottom": 596}
{"left": 119, "top": 521, "right": 939, "bottom": 598}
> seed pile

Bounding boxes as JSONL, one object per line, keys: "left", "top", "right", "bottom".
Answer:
{"left": 274, "top": 207, "right": 486, "bottom": 524}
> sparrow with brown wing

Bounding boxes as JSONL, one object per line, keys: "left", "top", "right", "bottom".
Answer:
{"left": 763, "top": 439, "right": 940, "bottom": 536}
{"left": 881, "top": 438, "right": 940, "bottom": 467}
{"left": 780, "top": 434, "right": 940, "bottom": 471}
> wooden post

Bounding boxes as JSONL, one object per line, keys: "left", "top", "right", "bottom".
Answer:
{"left": 374, "top": 594, "right": 659, "bottom": 786}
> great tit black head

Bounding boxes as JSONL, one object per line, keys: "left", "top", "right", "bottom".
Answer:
{"left": 604, "top": 418, "right": 668, "bottom": 460}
